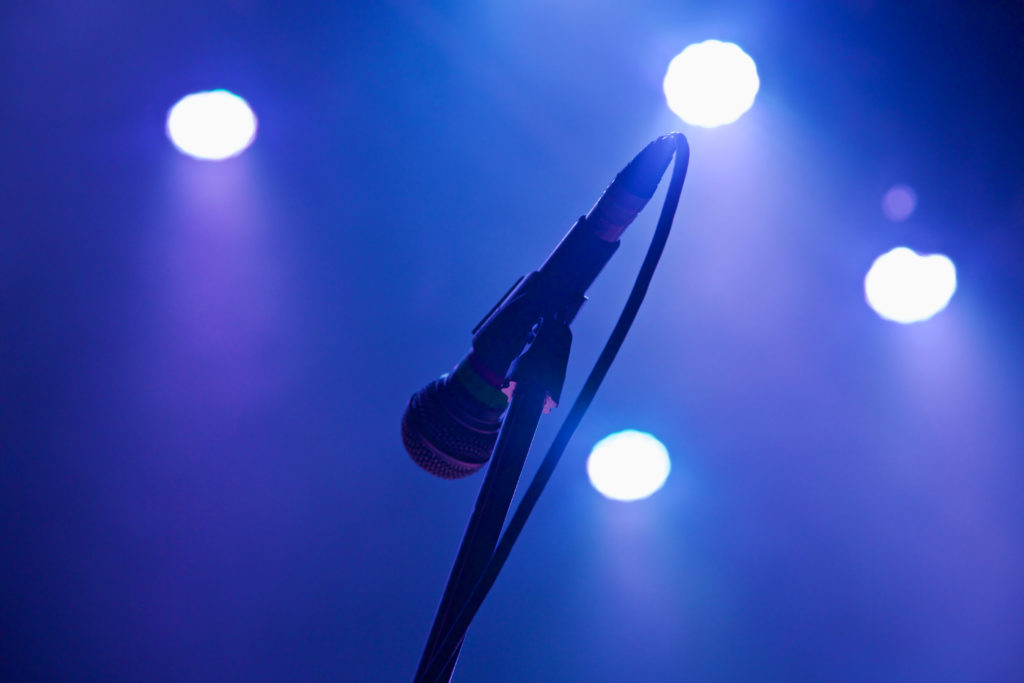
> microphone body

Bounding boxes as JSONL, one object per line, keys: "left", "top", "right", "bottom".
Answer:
{"left": 402, "top": 136, "right": 676, "bottom": 478}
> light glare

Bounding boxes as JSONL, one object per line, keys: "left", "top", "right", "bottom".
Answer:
{"left": 166, "top": 90, "right": 257, "bottom": 161}
{"left": 663, "top": 40, "right": 760, "bottom": 128}
{"left": 864, "top": 247, "right": 957, "bottom": 323}
{"left": 586, "top": 430, "right": 671, "bottom": 502}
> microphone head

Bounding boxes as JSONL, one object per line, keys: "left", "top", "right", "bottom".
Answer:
{"left": 401, "top": 374, "right": 504, "bottom": 479}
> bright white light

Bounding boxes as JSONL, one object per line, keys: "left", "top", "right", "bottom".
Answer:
{"left": 882, "top": 184, "right": 918, "bottom": 222}
{"left": 586, "top": 430, "right": 671, "bottom": 502}
{"left": 166, "top": 90, "right": 257, "bottom": 161}
{"left": 663, "top": 40, "right": 760, "bottom": 128}
{"left": 864, "top": 247, "right": 957, "bottom": 323}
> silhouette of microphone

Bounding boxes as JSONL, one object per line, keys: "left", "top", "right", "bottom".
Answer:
{"left": 402, "top": 136, "right": 676, "bottom": 478}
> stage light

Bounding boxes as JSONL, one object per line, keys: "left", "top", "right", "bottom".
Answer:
{"left": 586, "top": 430, "right": 671, "bottom": 502}
{"left": 864, "top": 247, "right": 957, "bottom": 323}
{"left": 663, "top": 40, "right": 759, "bottom": 128}
{"left": 882, "top": 184, "right": 918, "bottom": 222}
{"left": 166, "top": 90, "right": 257, "bottom": 161}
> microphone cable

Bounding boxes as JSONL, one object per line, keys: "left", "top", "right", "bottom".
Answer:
{"left": 419, "top": 133, "right": 690, "bottom": 683}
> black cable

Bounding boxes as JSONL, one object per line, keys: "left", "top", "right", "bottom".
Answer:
{"left": 420, "top": 133, "right": 690, "bottom": 683}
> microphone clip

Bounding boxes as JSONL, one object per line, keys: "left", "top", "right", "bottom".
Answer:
{"left": 469, "top": 216, "right": 617, "bottom": 396}
{"left": 502, "top": 317, "right": 572, "bottom": 415}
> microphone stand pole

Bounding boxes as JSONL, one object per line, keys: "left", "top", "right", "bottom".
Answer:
{"left": 414, "top": 317, "right": 572, "bottom": 683}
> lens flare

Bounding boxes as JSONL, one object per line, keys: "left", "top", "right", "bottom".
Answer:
{"left": 864, "top": 247, "right": 957, "bottom": 323}
{"left": 882, "top": 184, "right": 918, "bottom": 222}
{"left": 663, "top": 40, "right": 759, "bottom": 128}
{"left": 586, "top": 430, "right": 671, "bottom": 502}
{"left": 166, "top": 90, "right": 257, "bottom": 161}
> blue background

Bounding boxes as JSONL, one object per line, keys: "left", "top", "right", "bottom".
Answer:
{"left": 3, "top": 1, "right": 1023, "bottom": 680}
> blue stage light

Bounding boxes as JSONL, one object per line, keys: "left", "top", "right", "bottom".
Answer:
{"left": 864, "top": 247, "right": 957, "bottom": 323}
{"left": 663, "top": 40, "right": 759, "bottom": 128}
{"left": 166, "top": 90, "right": 257, "bottom": 161}
{"left": 586, "top": 430, "right": 671, "bottom": 502}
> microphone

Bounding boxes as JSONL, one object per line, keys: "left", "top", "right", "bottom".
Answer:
{"left": 402, "top": 136, "right": 676, "bottom": 479}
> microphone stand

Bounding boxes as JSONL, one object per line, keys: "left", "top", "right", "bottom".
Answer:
{"left": 411, "top": 133, "right": 689, "bottom": 683}
{"left": 414, "top": 316, "right": 572, "bottom": 683}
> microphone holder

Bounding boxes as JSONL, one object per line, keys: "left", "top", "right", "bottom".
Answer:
{"left": 414, "top": 315, "right": 573, "bottom": 683}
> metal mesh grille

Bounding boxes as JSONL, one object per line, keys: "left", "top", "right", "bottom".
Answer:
{"left": 401, "top": 378, "right": 500, "bottom": 479}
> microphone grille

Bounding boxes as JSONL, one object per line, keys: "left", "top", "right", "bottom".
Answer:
{"left": 401, "top": 377, "right": 501, "bottom": 479}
